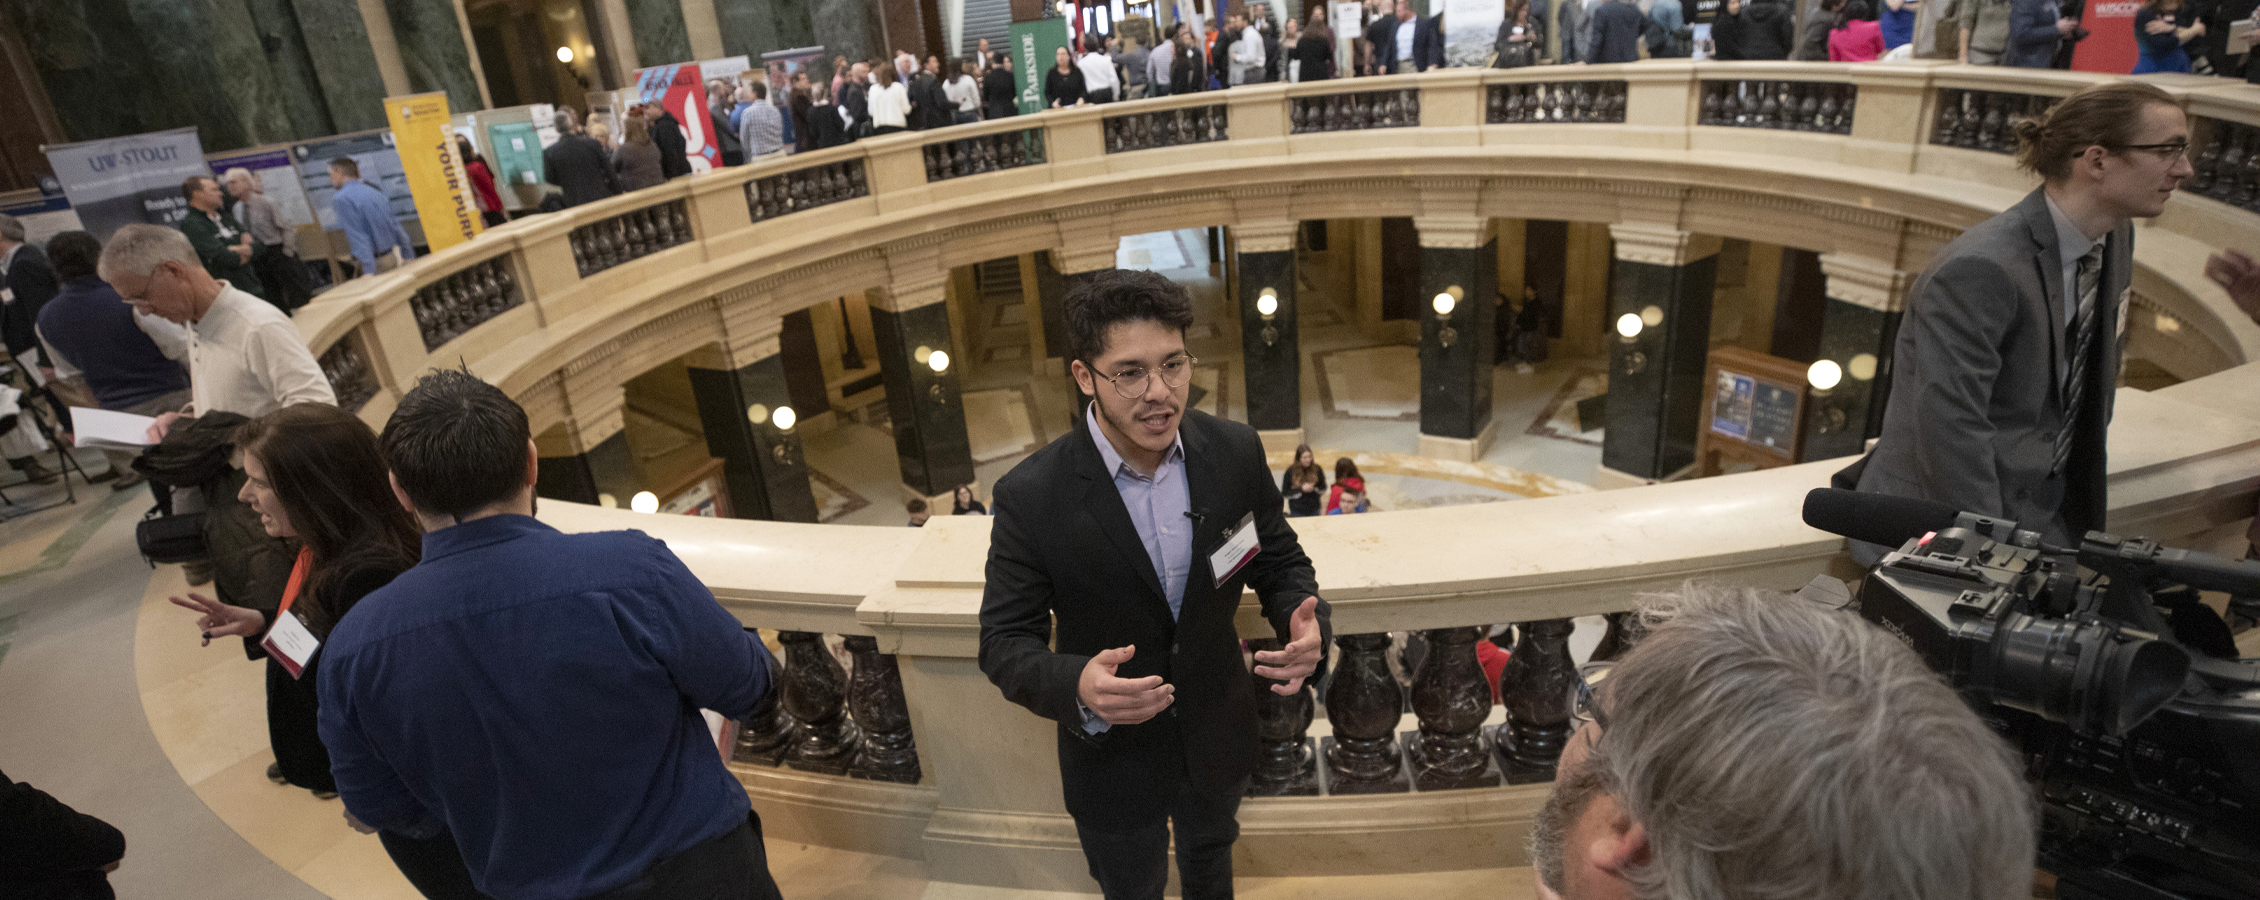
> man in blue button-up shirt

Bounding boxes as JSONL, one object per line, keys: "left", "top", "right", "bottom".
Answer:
{"left": 327, "top": 157, "right": 415, "bottom": 278}
{"left": 319, "top": 370, "right": 781, "bottom": 900}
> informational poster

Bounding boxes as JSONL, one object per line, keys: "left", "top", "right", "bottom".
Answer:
{"left": 40, "top": 127, "right": 210, "bottom": 241}
{"left": 529, "top": 103, "right": 562, "bottom": 149}
{"left": 486, "top": 122, "right": 544, "bottom": 189}
{"left": 1332, "top": 2, "right": 1366, "bottom": 74}
{"left": 2070, "top": 0, "right": 2142, "bottom": 73}
{"left": 1710, "top": 370, "right": 1755, "bottom": 439}
{"left": 293, "top": 130, "right": 419, "bottom": 242}
{"left": 1011, "top": 18, "right": 1074, "bottom": 115}
{"left": 633, "top": 56, "right": 752, "bottom": 176}
{"left": 0, "top": 194, "right": 81, "bottom": 246}
{"left": 204, "top": 147, "right": 317, "bottom": 231}
{"left": 1747, "top": 382, "right": 1799, "bottom": 454}
{"left": 385, "top": 92, "right": 481, "bottom": 254}
{"left": 1441, "top": 0, "right": 1506, "bottom": 67}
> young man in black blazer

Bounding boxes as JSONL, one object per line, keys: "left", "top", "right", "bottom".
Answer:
{"left": 979, "top": 269, "right": 1329, "bottom": 900}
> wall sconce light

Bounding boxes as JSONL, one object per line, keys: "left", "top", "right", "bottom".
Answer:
{"left": 927, "top": 349, "right": 950, "bottom": 373}
{"left": 630, "top": 490, "right": 659, "bottom": 514}
{"left": 556, "top": 46, "right": 575, "bottom": 63}
{"left": 597, "top": 492, "right": 618, "bottom": 508}
{"left": 1807, "top": 359, "right": 1843, "bottom": 395}
{"left": 772, "top": 405, "right": 796, "bottom": 431}
{"left": 1433, "top": 287, "right": 1462, "bottom": 348}
{"left": 1615, "top": 313, "right": 1643, "bottom": 342}
{"left": 1847, "top": 353, "right": 1878, "bottom": 382}
{"left": 1256, "top": 288, "right": 1280, "bottom": 346}
{"left": 1808, "top": 360, "right": 1849, "bottom": 434}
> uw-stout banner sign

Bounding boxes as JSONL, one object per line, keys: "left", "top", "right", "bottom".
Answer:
{"left": 385, "top": 92, "right": 482, "bottom": 254}
{"left": 1011, "top": 18, "right": 1073, "bottom": 116}
{"left": 41, "top": 127, "right": 210, "bottom": 241}
{"left": 633, "top": 60, "right": 744, "bottom": 175}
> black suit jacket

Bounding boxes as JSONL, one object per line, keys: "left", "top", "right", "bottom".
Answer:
{"left": 650, "top": 112, "right": 691, "bottom": 178}
{"left": 542, "top": 134, "right": 620, "bottom": 208}
{"left": 3, "top": 244, "right": 60, "bottom": 357}
{"left": 0, "top": 767, "right": 125, "bottom": 899}
{"left": 980, "top": 409, "right": 1327, "bottom": 827}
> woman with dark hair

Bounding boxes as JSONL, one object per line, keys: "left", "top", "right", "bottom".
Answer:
{"left": 1045, "top": 45, "right": 1086, "bottom": 108}
{"left": 1281, "top": 444, "right": 1327, "bottom": 517}
{"left": 170, "top": 405, "right": 485, "bottom": 899}
{"left": 455, "top": 136, "right": 506, "bottom": 228}
{"left": 952, "top": 483, "right": 988, "bottom": 515}
{"left": 1294, "top": 4, "right": 1337, "bottom": 80}
{"left": 1325, "top": 457, "right": 1363, "bottom": 514}
{"left": 1494, "top": 0, "right": 1544, "bottom": 67}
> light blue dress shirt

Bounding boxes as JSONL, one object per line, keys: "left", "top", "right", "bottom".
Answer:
{"left": 331, "top": 178, "right": 415, "bottom": 276}
{"left": 1078, "top": 400, "right": 1192, "bottom": 733}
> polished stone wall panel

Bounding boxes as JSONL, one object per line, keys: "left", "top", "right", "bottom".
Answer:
{"left": 535, "top": 432, "right": 638, "bottom": 506}
{"left": 289, "top": 0, "right": 388, "bottom": 132}
{"left": 771, "top": 0, "right": 816, "bottom": 50}
{"left": 871, "top": 303, "right": 976, "bottom": 497}
{"left": 714, "top": 0, "right": 780, "bottom": 60}
{"left": 811, "top": 0, "right": 880, "bottom": 64}
{"left": 1800, "top": 298, "right": 1899, "bottom": 462}
{"left": 386, "top": 0, "right": 482, "bottom": 113}
{"left": 1600, "top": 255, "right": 1717, "bottom": 478}
{"left": 1237, "top": 250, "right": 1301, "bottom": 432}
{"left": 244, "top": 0, "right": 336, "bottom": 137}
{"left": 690, "top": 357, "right": 821, "bottom": 522}
{"left": 626, "top": 0, "right": 693, "bottom": 66}
{"left": 204, "top": 0, "right": 298, "bottom": 145}
{"left": 123, "top": 0, "right": 257, "bottom": 148}
{"left": 10, "top": 0, "right": 192, "bottom": 142}
{"left": 1418, "top": 242, "right": 1499, "bottom": 441}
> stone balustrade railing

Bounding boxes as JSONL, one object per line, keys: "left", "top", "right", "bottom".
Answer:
{"left": 1105, "top": 103, "right": 1230, "bottom": 152}
{"left": 569, "top": 198, "right": 693, "bottom": 277}
{"left": 1487, "top": 81, "right": 1627, "bottom": 124}
{"left": 1929, "top": 87, "right": 2058, "bottom": 154}
{"left": 277, "top": 64, "right": 2260, "bottom": 887}
{"left": 1290, "top": 86, "right": 1422, "bottom": 133}
{"left": 1698, "top": 79, "right": 1856, "bottom": 134}
{"left": 317, "top": 331, "right": 379, "bottom": 413}
{"left": 921, "top": 126, "right": 1046, "bottom": 182}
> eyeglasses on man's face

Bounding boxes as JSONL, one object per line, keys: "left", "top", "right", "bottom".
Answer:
{"left": 2113, "top": 141, "right": 2192, "bottom": 164}
{"left": 1568, "top": 661, "right": 1615, "bottom": 733}
{"left": 1093, "top": 355, "right": 1197, "bottom": 399}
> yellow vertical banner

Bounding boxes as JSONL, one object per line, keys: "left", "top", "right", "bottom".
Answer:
{"left": 384, "top": 92, "right": 482, "bottom": 253}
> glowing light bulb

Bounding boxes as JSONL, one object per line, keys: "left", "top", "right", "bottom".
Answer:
{"left": 1808, "top": 359, "right": 1843, "bottom": 391}
{"left": 630, "top": 491, "right": 659, "bottom": 514}
{"left": 1616, "top": 313, "right": 1643, "bottom": 338}
{"left": 927, "top": 350, "right": 950, "bottom": 373}
{"left": 773, "top": 406, "right": 796, "bottom": 430}
{"left": 1256, "top": 292, "right": 1278, "bottom": 317}
{"left": 556, "top": 46, "right": 575, "bottom": 63}
{"left": 1432, "top": 293, "right": 1456, "bottom": 315}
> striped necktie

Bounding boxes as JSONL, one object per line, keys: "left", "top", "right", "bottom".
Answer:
{"left": 2053, "top": 245, "right": 2104, "bottom": 476}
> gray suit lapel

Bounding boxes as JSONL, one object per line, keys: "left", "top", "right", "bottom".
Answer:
{"left": 2019, "top": 190, "right": 2069, "bottom": 392}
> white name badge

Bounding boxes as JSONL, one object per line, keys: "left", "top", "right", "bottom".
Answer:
{"left": 1210, "top": 512, "right": 1260, "bottom": 587}
{"left": 262, "top": 611, "right": 321, "bottom": 679}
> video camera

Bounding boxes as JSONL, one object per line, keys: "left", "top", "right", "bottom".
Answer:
{"left": 1801, "top": 489, "right": 2260, "bottom": 900}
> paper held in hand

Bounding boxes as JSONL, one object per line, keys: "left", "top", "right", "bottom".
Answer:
{"left": 68, "top": 407, "right": 157, "bottom": 452}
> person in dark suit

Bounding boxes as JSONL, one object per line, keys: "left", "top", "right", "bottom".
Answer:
{"left": 983, "top": 52, "right": 1019, "bottom": 118}
{"left": 2000, "top": 0, "right": 2077, "bottom": 67}
{"left": 0, "top": 766, "right": 125, "bottom": 900}
{"left": 1376, "top": 0, "right": 1447, "bottom": 71}
{"left": 1171, "top": 29, "right": 1209, "bottom": 95}
{"left": 980, "top": 269, "right": 1330, "bottom": 900}
{"left": 646, "top": 105, "right": 692, "bottom": 179}
{"left": 0, "top": 215, "right": 60, "bottom": 366}
{"left": 1847, "top": 82, "right": 2190, "bottom": 552}
{"left": 541, "top": 110, "right": 621, "bottom": 208}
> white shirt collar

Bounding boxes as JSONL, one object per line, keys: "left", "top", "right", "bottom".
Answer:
{"left": 2043, "top": 192, "right": 2107, "bottom": 262}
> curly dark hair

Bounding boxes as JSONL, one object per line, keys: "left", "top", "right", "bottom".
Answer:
{"left": 1062, "top": 268, "right": 1196, "bottom": 364}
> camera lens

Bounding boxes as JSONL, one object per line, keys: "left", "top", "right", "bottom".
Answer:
{"left": 1987, "top": 615, "right": 2189, "bottom": 736}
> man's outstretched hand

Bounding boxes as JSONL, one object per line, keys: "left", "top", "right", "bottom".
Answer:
{"left": 1078, "top": 645, "right": 1174, "bottom": 725}
{"left": 2205, "top": 249, "right": 2260, "bottom": 324}
{"left": 1252, "top": 596, "right": 1323, "bottom": 694}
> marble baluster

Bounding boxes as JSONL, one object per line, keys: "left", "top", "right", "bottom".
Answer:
{"left": 2191, "top": 121, "right": 2223, "bottom": 196}
{"left": 734, "top": 630, "right": 800, "bottom": 766}
{"left": 1404, "top": 626, "right": 1502, "bottom": 791}
{"left": 1700, "top": 82, "right": 1722, "bottom": 125}
{"left": 1588, "top": 613, "right": 1630, "bottom": 663}
{"left": 1247, "top": 637, "right": 1320, "bottom": 796}
{"left": 779, "top": 631, "right": 861, "bottom": 774}
{"left": 1495, "top": 619, "right": 1577, "bottom": 783}
{"left": 1322, "top": 632, "right": 1410, "bottom": 794}
{"left": 843, "top": 635, "right": 921, "bottom": 783}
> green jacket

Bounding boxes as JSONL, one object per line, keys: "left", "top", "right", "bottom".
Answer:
{"left": 178, "top": 208, "right": 266, "bottom": 300}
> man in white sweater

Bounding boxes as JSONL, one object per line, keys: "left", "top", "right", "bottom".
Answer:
{"left": 1230, "top": 13, "right": 1268, "bottom": 85}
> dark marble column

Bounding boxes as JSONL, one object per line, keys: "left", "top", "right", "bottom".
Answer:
{"left": 1802, "top": 254, "right": 1909, "bottom": 462}
{"left": 1235, "top": 229, "right": 1301, "bottom": 436}
{"left": 1404, "top": 626, "right": 1501, "bottom": 791}
{"left": 244, "top": 0, "right": 336, "bottom": 137}
{"left": 1600, "top": 226, "right": 1720, "bottom": 481}
{"left": 779, "top": 631, "right": 861, "bottom": 774}
{"left": 625, "top": 0, "right": 693, "bottom": 66}
{"left": 1416, "top": 227, "right": 1500, "bottom": 453}
{"left": 533, "top": 431, "right": 637, "bottom": 507}
{"left": 714, "top": 0, "right": 782, "bottom": 60}
{"left": 117, "top": 0, "right": 294, "bottom": 150}
{"left": 843, "top": 634, "right": 921, "bottom": 783}
{"left": 1321, "top": 632, "right": 1410, "bottom": 794}
{"left": 688, "top": 353, "right": 821, "bottom": 523}
{"left": 770, "top": 0, "right": 817, "bottom": 49}
{"left": 869, "top": 298, "right": 975, "bottom": 498}
{"left": 10, "top": 0, "right": 190, "bottom": 142}
{"left": 1494, "top": 618, "right": 1577, "bottom": 784}
{"left": 289, "top": 0, "right": 389, "bottom": 132}
{"left": 385, "top": 0, "right": 483, "bottom": 113}
{"left": 811, "top": 0, "right": 883, "bottom": 63}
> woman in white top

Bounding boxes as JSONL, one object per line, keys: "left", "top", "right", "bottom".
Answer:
{"left": 944, "top": 59, "right": 982, "bottom": 124}
{"left": 869, "top": 65, "right": 912, "bottom": 134}
{"left": 1074, "top": 34, "right": 1121, "bottom": 103}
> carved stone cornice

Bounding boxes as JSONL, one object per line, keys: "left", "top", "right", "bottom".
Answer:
{"left": 1233, "top": 220, "right": 1299, "bottom": 254}
{"left": 1051, "top": 204, "right": 1120, "bottom": 275}
{"left": 1412, "top": 216, "right": 1494, "bottom": 249}
{"left": 1608, "top": 223, "right": 1720, "bottom": 266}
{"left": 876, "top": 241, "right": 950, "bottom": 312}
{"left": 1818, "top": 253, "right": 1914, "bottom": 313}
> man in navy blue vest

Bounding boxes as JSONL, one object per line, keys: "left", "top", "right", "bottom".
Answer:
{"left": 35, "top": 230, "right": 189, "bottom": 490}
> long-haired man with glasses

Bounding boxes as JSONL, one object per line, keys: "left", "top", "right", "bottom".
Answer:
{"left": 979, "top": 268, "right": 1330, "bottom": 899}
{"left": 1841, "top": 81, "right": 2190, "bottom": 552}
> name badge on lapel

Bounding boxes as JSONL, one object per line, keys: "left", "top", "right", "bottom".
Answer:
{"left": 1210, "top": 512, "right": 1260, "bottom": 587}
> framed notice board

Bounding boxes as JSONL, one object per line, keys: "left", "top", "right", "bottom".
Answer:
{"left": 1696, "top": 346, "right": 1811, "bottom": 477}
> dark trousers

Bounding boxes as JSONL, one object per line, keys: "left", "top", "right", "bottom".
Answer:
{"left": 379, "top": 828, "right": 493, "bottom": 900}
{"left": 585, "top": 814, "right": 781, "bottom": 900}
{"left": 1073, "top": 778, "right": 1244, "bottom": 900}
{"left": 249, "top": 244, "right": 312, "bottom": 313}
{"left": 266, "top": 656, "right": 333, "bottom": 792}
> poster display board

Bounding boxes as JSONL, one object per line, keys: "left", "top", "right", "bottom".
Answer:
{"left": 384, "top": 92, "right": 482, "bottom": 254}
{"left": 486, "top": 123, "right": 544, "bottom": 189}
{"left": 762, "top": 47, "right": 826, "bottom": 149}
{"left": 41, "top": 127, "right": 210, "bottom": 241}
{"left": 2070, "top": 0, "right": 2142, "bottom": 73}
{"left": 0, "top": 193, "right": 81, "bottom": 246}
{"left": 1011, "top": 18, "right": 1074, "bottom": 115}
{"left": 632, "top": 56, "right": 751, "bottom": 175}
{"left": 1441, "top": 0, "right": 1506, "bottom": 67}
{"left": 1331, "top": 2, "right": 1367, "bottom": 74}
{"left": 293, "top": 130, "right": 421, "bottom": 245}
{"left": 1696, "top": 346, "right": 1811, "bottom": 476}
{"left": 204, "top": 147, "right": 317, "bottom": 231}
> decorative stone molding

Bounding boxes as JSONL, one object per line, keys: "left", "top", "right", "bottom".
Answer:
{"left": 1606, "top": 183, "right": 1691, "bottom": 233}
{"left": 718, "top": 297, "right": 785, "bottom": 365}
{"left": 1412, "top": 216, "right": 1495, "bottom": 250}
{"left": 1233, "top": 220, "right": 1299, "bottom": 254}
{"left": 877, "top": 241, "right": 950, "bottom": 313}
{"left": 1229, "top": 185, "right": 1296, "bottom": 238}
{"left": 1818, "top": 253, "right": 1914, "bottom": 313}
{"left": 1050, "top": 204, "right": 1121, "bottom": 275}
{"left": 1608, "top": 224, "right": 1721, "bottom": 266}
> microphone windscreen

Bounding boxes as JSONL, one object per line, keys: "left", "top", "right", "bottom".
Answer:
{"left": 1801, "top": 488, "right": 1962, "bottom": 549}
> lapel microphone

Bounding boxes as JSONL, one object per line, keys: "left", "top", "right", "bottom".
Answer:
{"left": 1184, "top": 510, "right": 1206, "bottom": 525}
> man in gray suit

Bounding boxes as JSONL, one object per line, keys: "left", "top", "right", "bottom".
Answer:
{"left": 1848, "top": 82, "right": 2191, "bottom": 548}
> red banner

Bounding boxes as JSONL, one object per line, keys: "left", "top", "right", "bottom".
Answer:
{"left": 2070, "top": 0, "right": 2144, "bottom": 74}
{"left": 634, "top": 63, "right": 719, "bottom": 174}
